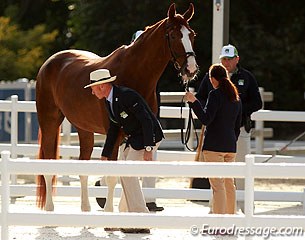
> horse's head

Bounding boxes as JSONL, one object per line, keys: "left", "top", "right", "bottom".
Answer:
{"left": 166, "top": 3, "right": 198, "bottom": 85}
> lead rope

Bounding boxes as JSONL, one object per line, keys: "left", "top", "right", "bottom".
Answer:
{"left": 180, "top": 84, "right": 199, "bottom": 151}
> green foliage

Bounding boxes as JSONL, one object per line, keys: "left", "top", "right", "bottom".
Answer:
{"left": 0, "top": 17, "right": 58, "bottom": 80}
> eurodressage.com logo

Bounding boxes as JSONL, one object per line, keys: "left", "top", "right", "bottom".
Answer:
{"left": 190, "top": 224, "right": 304, "bottom": 239}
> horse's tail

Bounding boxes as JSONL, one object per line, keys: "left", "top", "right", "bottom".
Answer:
{"left": 36, "top": 127, "right": 60, "bottom": 209}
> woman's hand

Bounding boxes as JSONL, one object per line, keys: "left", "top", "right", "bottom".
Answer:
{"left": 184, "top": 92, "right": 197, "bottom": 103}
{"left": 101, "top": 156, "right": 108, "bottom": 161}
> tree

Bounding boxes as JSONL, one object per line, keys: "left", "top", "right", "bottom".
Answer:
{"left": 0, "top": 17, "right": 57, "bottom": 80}
{"left": 230, "top": 0, "right": 305, "bottom": 111}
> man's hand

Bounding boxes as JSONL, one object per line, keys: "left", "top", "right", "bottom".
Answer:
{"left": 101, "top": 156, "right": 108, "bottom": 161}
{"left": 143, "top": 150, "right": 153, "bottom": 161}
{"left": 184, "top": 92, "right": 196, "bottom": 103}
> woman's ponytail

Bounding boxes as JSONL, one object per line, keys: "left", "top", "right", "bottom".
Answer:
{"left": 209, "top": 64, "right": 239, "bottom": 102}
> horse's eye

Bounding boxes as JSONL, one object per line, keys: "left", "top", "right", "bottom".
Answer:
{"left": 170, "top": 31, "right": 180, "bottom": 40}
{"left": 170, "top": 34, "right": 176, "bottom": 40}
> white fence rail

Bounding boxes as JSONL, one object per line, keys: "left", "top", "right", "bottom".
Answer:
{"left": 1, "top": 96, "right": 305, "bottom": 238}
{"left": 0, "top": 91, "right": 276, "bottom": 152}
{"left": 252, "top": 110, "right": 305, "bottom": 154}
{"left": 1, "top": 151, "right": 305, "bottom": 240}
{"left": 0, "top": 96, "right": 304, "bottom": 199}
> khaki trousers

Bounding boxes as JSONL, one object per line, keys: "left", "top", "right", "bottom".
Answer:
{"left": 203, "top": 150, "right": 236, "bottom": 214}
{"left": 235, "top": 127, "right": 251, "bottom": 211}
{"left": 142, "top": 151, "right": 157, "bottom": 202}
{"left": 119, "top": 143, "right": 160, "bottom": 213}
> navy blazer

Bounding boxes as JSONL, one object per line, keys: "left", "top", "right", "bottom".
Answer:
{"left": 189, "top": 88, "right": 242, "bottom": 153}
{"left": 102, "top": 85, "right": 164, "bottom": 158}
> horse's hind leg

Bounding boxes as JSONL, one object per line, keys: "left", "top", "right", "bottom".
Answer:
{"left": 77, "top": 128, "right": 94, "bottom": 212}
{"left": 44, "top": 175, "right": 54, "bottom": 211}
{"left": 37, "top": 109, "right": 64, "bottom": 211}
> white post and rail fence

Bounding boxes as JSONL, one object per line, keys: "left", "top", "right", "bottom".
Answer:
{"left": 1, "top": 151, "right": 305, "bottom": 239}
{"left": 0, "top": 95, "right": 305, "bottom": 239}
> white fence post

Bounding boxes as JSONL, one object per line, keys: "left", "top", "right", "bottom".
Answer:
{"left": 10, "top": 95, "right": 18, "bottom": 159}
{"left": 245, "top": 154, "right": 255, "bottom": 228}
{"left": 303, "top": 188, "right": 305, "bottom": 214}
{"left": 62, "top": 118, "right": 72, "bottom": 145}
{"left": 24, "top": 82, "right": 32, "bottom": 142}
{"left": 255, "top": 88, "right": 264, "bottom": 154}
{"left": 10, "top": 95, "right": 18, "bottom": 188}
{"left": 1, "top": 150, "right": 11, "bottom": 240}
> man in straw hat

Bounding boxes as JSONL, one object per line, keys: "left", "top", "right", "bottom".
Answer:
{"left": 84, "top": 69, "right": 164, "bottom": 233}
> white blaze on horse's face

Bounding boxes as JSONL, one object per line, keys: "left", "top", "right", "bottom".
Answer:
{"left": 181, "top": 25, "right": 197, "bottom": 79}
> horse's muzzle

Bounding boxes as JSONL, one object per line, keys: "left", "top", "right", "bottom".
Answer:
{"left": 180, "top": 63, "right": 199, "bottom": 81}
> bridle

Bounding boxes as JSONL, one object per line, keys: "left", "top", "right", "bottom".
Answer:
{"left": 165, "top": 23, "right": 198, "bottom": 151}
{"left": 165, "top": 23, "right": 196, "bottom": 76}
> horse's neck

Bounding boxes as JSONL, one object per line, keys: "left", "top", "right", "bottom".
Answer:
{"left": 125, "top": 21, "right": 170, "bottom": 88}
{"left": 95, "top": 20, "right": 170, "bottom": 114}
{"left": 138, "top": 21, "right": 169, "bottom": 72}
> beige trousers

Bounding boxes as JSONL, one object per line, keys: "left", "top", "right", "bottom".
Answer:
{"left": 141, "top": 150, "right": 157, "bottom": 203}
{"left": 118, "top": 143, "right": 160, "bottom": 213}
{"left": 235, "top": 127, "right": 251, "bottom": 211}
{"left": 203, "top": 150, "right": 236, "bottom": 214}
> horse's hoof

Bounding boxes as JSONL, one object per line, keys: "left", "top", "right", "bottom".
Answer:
{"left": 81, "top": 205, "right": 91, "bottom": 212}
{"left": 95, "top": 180, "right": 106, "bottom": 209}
{"left": 45, "top": 206, "right": 54, "bottom": 212}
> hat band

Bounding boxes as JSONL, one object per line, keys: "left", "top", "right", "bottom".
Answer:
{"left": 90, "top": 76, "right": 112, "bottom": 84}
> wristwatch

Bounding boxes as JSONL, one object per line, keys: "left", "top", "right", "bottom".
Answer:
{"left": 145, "top": 146, "right": 153, "bottom": 152}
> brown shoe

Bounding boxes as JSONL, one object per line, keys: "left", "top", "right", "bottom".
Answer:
{"left": 120, "top": 228, "right": 150, "bottom": 234}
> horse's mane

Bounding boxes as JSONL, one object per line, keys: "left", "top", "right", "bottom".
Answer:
{"left": 144, "top": 18, "right": 166, "bottom": 32}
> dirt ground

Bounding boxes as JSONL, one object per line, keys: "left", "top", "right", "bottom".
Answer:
{"left": 255, "top": 178, "right": 305, "bottom": 191}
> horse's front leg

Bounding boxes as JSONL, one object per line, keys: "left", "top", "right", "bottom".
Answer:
{"left": 104, "top": 136, "right": 123, "bottom": 212}
{"left": 77, "top": 128, "right": 94, "bottom": 212}
{"left": 104, "top": 176, "right": 117, "bottom": 212}
{"left": 80, "top": 175, "right": 91, "bottom": 212}
{"left": 44, "top": 175, "right": 54, "bottom": 211}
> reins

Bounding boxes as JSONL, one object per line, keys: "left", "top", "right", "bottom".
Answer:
{"left": 180, "top": 82, "right": 199, "bottom": 151}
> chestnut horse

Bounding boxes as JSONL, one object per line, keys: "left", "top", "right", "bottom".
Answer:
{"left": 36, "top": 3, "right": 198, "bottom": 211}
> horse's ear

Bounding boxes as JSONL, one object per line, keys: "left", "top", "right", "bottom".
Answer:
{"left": 183, "top": 3, "right": 194, "bottom": 22}
{"left": 168, "top": 3, "right": 176, "bottom": 19}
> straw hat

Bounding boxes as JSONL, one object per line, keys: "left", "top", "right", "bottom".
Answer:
{"left": 84, "top": 69, "right": 116, "bottom": 88}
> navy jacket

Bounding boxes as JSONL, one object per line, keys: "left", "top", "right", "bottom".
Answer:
{"left": 196, "top": 65, "right": 262, "bottom": 127}
{"left": 189, "top": 88, "right": 242, "bottom": 153}
{"left": 102, "top": 85, "right": 164, "bottom": 158}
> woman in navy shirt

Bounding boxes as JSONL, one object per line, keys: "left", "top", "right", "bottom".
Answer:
{"left": 185, "top": 63, "right": 241, "bottom": 214}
